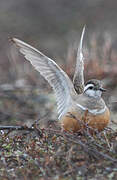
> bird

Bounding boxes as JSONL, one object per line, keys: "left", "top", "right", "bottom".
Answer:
{"left": 61, "top": 79, "right": 110, "bottom": 132}
{"left": 10, "top": 27, "right": 110, "bottom": 133}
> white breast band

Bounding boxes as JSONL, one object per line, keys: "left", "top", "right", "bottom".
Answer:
{"left": 76, "top": 103, "right": 106, "bottom": 115}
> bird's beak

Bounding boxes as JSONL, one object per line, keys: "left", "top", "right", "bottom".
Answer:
{"left": 100, "top": 87, "right": 106, "bottom": 92}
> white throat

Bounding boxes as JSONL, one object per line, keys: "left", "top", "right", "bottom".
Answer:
{"left": 85, "top": 89, "right": 102, "bottom": 98}
{"left": 84, "top": 83, "right": 102, "bottom": 98}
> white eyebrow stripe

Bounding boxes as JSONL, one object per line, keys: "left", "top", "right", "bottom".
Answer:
{"left": 84, "top": 84, "right": 94, "bottom": 91}
{"left": 76, "top": 103, "right": 106, "bottom": 115}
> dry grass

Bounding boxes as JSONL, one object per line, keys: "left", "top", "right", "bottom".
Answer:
{"left": 0, "top": 32, "right": 117, "bottom": 179}
{"left": 0, "top": 86, "right": 117, "bottom": 179}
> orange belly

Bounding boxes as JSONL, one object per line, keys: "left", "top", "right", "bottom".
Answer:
{"left": 60, "top": 108, "right": 110, "bottom": 133}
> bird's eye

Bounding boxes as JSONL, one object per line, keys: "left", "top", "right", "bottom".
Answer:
{"left": 89, "top": 86, "right": 93, "bottom": 90}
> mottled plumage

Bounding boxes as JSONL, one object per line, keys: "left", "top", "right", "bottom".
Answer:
{"left": 11, "top": 28, "right": 110, "bottom": 133}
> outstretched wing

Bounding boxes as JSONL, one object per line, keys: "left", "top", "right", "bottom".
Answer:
{"left": 73, "top": 26, "right": 85, "bottom": 94}
{"left": 11, "top": 38, "right": 76, "bottom": 119}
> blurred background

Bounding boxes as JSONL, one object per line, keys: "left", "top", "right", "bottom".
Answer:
{"left": 0, "top": 0, "right": 117, "bottom": 127}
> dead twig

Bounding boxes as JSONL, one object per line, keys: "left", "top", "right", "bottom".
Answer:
{"left": 0, "top": 125, "right": 34, "bottom": 131}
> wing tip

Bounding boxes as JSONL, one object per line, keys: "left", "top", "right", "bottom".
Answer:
{"left": 9, "top": 37, "right": 15, "bottom": 42}
{"left": 83, "top": 25, "right": 86, "bottom": 33}
{"left": 9, "top": 37, "right": 19, "bottom": 47}
{"left": 80, "top": 25, "right": 86, "bottom": 49}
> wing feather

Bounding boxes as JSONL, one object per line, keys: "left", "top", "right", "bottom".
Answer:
{"left": 73, "top": 26, "right": 85, "bottom": 94}
{"left": 11, "top": 38, "right": 76, "bottom": 119}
